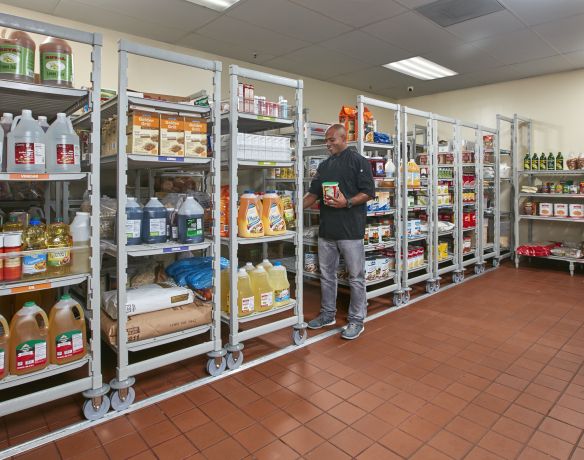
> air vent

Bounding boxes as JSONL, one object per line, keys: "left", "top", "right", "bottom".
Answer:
{"left": 416, "top": 0, "right": 505, "bottom": 27}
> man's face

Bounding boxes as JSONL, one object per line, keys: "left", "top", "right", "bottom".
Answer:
{"left": 325, "top": 128, "right": 347, "bottom": 155}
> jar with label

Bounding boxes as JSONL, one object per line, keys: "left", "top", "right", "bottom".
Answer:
{"left": 39, "top": 37, "right": 73, "bottom": 88}
{"left": 3, "top": 232, "right": 22, "bottom": 281}
{"left": 0, "top": 30, "right": 35, "bottom": 83}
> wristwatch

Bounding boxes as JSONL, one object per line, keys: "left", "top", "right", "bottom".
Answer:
{"left": 347, "top": 197, "right": 353, "bottom": 209}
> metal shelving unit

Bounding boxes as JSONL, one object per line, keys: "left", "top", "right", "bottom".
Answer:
{"left": 0, "top": 13, "right": 109, "bottom": 420}
{"left": 223, "top": 65, "right": 306, "bottom": 371}
{"left": 497, "top": 114, "right": 515, "bottom": 260}
{"left": 479, "top": 125, "right": 499, "bottom": 267}
{"left": 101, "top": 40, "right": 225, "bottom": 411}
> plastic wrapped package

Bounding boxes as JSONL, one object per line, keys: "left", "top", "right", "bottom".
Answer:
{"left": 100, "top": 195, "right": 117, "bottom": 240}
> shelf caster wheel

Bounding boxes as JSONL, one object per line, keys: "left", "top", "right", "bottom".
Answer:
{"left": 83, "top": 395, "right": 110, "bottom": 420}
{"left": 433, "top": 280, "right": 440, "bottom": 292}
{"left": 492, "top": 258, "right": 500, "bottom": 268}
{"left": 453, "top": 272, "right": 464, "bottom": 284}
{"left": 207, "top": 356, "right": 227, "bottom": 376}
{"left": 292, "top": 328, "right": 307, "bottom": 346}
{"left": 403, "top": 290, "right": 411, "bottom": 304}
{"left": 474, "top": 264, "right": 485, "bottom": 275}
{"left": 226, "top": 351, "right": 243, "bottom": 370}
{"left": 111, "top": 387, "right": 135, "bottom": 412}
{"left": 393, "top": 292, "right": 404, "bottom": 307}
{"left": 425, "top": 281, "right": 433, "bottom": 294}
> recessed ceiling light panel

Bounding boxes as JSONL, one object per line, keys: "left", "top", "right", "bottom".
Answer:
{"left": 383, "top": 56, "right": 458, "bottom": 80}
{"left": 184, "top": 0, "right": 241, "bottom": 12}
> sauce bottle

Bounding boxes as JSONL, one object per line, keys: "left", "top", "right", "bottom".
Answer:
{"left": 40, "top": 37, "right": 73, "bottom": 88}
{"left": 0, "top": 30, "right": 35, "bottom": 83}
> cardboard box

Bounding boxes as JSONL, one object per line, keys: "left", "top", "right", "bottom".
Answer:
{"left": 539, "top": 203, "right": 553, "bottom": 217}
{"left": 554, "top": 203, "right": 568, "bottom": 217}
{"left": 184, "top": 116, "right": 207, "bottom": 158}
{"left": 160, "top": 114, "right": 185, "bottom": 156}
{"left": 126, "top": 110, "right": 159, "bottom": 155}
{"left": 569, "top": 204, "right": 583, "bottom": 218}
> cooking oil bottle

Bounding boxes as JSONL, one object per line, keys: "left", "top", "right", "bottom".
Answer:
{"left": 0, "top": 314, "right": 9, "bottom": 380}
{"left": 49, "top": 294, "right": 86, "bottom": 365}
{"left": 257, "top": 259, "right": 273, "bottom": 271}
{"left": 237, "top": 268, "right": 254, "bottom": 317}
{"left": 9, "top": 301, "right": 49, "bottom": 375}
{"left": 22, "top": 219, "right": 47, "bottom": 278}
{"left": 268, "top": 261, "right": 291, "bottom": 308}
{"left": 47, "top": 218, "right": 71, "bottom": 276}
{"left": 249, "top": 265, "right": 274, "bottom": 313}
{"left": 2, "top": 214, "right": 24, "bottom": 232}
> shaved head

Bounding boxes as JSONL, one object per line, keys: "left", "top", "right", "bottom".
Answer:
{"left": 325, "top": 123, "right": 348, "bottom": 155}
{"left": 325, "top": 123, "right": 347, "bottom": 139}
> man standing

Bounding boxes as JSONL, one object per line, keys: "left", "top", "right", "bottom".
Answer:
{"left": 303, "top": 124, "right": 375, "bottom": 339}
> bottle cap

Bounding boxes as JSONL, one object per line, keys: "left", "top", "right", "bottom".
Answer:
{"left": 274, "top": 261, "right": 282, "bottom": 266}
{"left": 55, "top": 217, "right": 64, "bottom": 223}
{"left": 60, "top": 293, "right": 72, "bottom": 300}
{"left": 30, "top": 218, "right": 41, "bottom": 226}
{"left": 23, "top": 301, "right": 36, "bottom": 307}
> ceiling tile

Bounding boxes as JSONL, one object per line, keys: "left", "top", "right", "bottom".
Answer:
{"left": 499, "top": 0, "right": 584, "bottom": 26}
{"left": 422, "top": 43, "right": 503, "bottom": 74}
{"left": 395, "top": 0, "right": 437, "bottom": 8}
{"left": 226, "top": 0, "right": 350, "bottom": 43}
{"left": 447, "top": 9, "right": 525, "bottom": 42}
{"left": 0, "top": 0, "right": 59, "bottom": 14}
{"left": 69, "top": 0, "right": 219, "bottom": 33}
{"left": 532, "top": 13, "right": 584, "bottom": 54}
{"left": 363, "top": 11, "right": 464, "bottom": 55}
{"left": 463, "top": 65, "right": 521, "bottom": 86}
{"left": 562, "top": 49, "right": 584, "bottom": 67}
{"left": 320, "top": 30, "right": 411, "bottom": 66}
{"left": 176, "top": 33, "right": 275, "bottom": 64}
{"left": 329, "top": 66, "right": 414, "bottom": 92}
{"left": 263, "top": 45, "right": 370, "bottom": 80}
{"left": 289, "top": 0, "right": 406, "bottom": 27}
{"left": 197, "top": 16, "right": 309, "bottom": 55}
{"left": 53, "top": 0, "right": 191, "bottom": 43}
{"left": 471, "top": 28, "right": 558, "bottom": 65}
{"left": 508, "top": 55, "right": 577, "bottom": 79}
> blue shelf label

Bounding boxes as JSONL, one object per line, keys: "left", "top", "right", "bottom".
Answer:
{"left": 163, "top": 246, "right": 188, "bottom": 253}
{"left": 158, "top": 156, "right": 184, "bottom": 162}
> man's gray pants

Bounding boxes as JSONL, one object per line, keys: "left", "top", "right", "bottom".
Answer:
{"left": 317, "top": 237, "right": 366, "bottom": 325}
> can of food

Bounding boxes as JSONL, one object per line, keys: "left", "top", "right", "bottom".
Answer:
{"left": 364, "top": 257, "right": 378, "bottom": 281}
{"left": 322, "top": 182, "right": 340, "bottom": 202}
{"left": 304, "top": 252, "right": 319, "bottom": 273}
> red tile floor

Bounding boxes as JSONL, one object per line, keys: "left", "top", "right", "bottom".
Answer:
{"left": 4, "top": 260, "right": 584, "bottom": 459}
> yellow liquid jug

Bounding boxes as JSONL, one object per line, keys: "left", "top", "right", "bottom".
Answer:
{"left": 9, "top": 301, "right": 49, "bottom": 375}
{"left": 237, "top": 191, "right": 264, "bottom": 238}
{"left": 261, "top": 192, "right": 286, "bottom": 236}
{"left": 249, "top": 265, "right": 274, "bottom": 313}
{"left": 268, "top": 261, "right": 291, "bottom": 308}
{"left": 49, "top": 294, "right": 87, "bottom": 365}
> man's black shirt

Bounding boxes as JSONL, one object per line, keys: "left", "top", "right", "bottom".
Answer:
{"left": 308, "top": 146, "right": 375, "bottom": 240}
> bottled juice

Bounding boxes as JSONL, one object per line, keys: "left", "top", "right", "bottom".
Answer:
{"left": 47, "top": 218, "right": 72, "bottom": 276}
{"left": 220, "top": 268, "right": 229, "bottom": 313}
{"left": 22, "top": 219, "right": 47, "bottom": 278}
{"left": 49, "top": 294, "right": 86, "bottom": 365}
{"left": 9, "top": 301, "right": 49, "bottom": 375}
{"left": 237, "top": 268, "right": 255, "bottom": 317}
{"left": 2, "top": 214, "right": 24, "bottom": 232}
{"left": 238, "top": 191, "right": 264, "bottom": 238}
{"left": 261, "top": 191, "right": 286, "bottom": 236}
{"left": 407, "top": 159, "right": 420, "bottom": 188}
{"left": 0, "top": 314, "right": 8, "bottom": 380}
{"left": 249, "top": 265, "right": 274, "bottom": 313}
{"left": 257, "top": 259, "right": 273, "bottom": 271}
{"left": 269, "top": 261, "right": 291, "bottom": 308}
{"left": 220, "top": 185, "right": 230, "bottom": 237}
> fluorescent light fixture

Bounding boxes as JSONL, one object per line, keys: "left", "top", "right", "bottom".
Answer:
{"left": 383, "top": 56, "right": 457, "bottom": 80}
{"left": 184, "top": 0, "right": 241, "bottom": 11}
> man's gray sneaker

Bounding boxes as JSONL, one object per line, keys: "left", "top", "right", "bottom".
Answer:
{"left": 307, "top": 315, "right": 336, "bottom": 329}
{"left": 341, "top": 322, "right": 364, "bottom": 340}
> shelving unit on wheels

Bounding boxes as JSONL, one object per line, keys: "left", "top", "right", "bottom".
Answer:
{"left": 97, "top": 40, "right": 224, "bottom": 411}
{"left": 496, "top": 115, "right": 515, "bottom": 261}
{"left": 402, "top": 107, "right": 435, "bottom": 301}
{"left": 479, "top": 125, "right": 499, "bottom": 267}
{"left": 431, "top": 115, "right": 461, "bottom": 287}
{"left": 222, "top": 65, "right": 306, "bottom": 371}
{"left": 0, "top": 13, "right": 109, "bottom": 420}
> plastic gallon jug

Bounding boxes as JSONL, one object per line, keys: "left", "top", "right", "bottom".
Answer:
{"left": 385, "top": 157, "right": 396, "bottom": 178}
{"left": 126, "top": 197, "right": 143, "bottom": 245}
{"left": 70, "top": 211, "right": 90, "bottom": 273}
{"left": 7, "top": 109, "right": 46, "bottom": 173}
{"left": 47, "top": 218, "right": 72, "bottom": 276}
{"left": 250, "top": 265, "right": 274, "bottom": 313}
{"left": 0, "top": 30, "right": 35, "bottom": 83}
{"left": 142, "top": 197, "right": 167, "bottom": 244}
{"left": 1, "top": 112, "right": 13, "bottom": 172}
{"left": 178, "top": 196, "right": 204, "bottom": 244}
{"left": 9, "top": 301, "right": 49, "bottom": 376}
{"left": 0, "top": 314, "right": 9, "bottom": 380}
{"left": 244, "top": 262, "right": 255, "bottom": 274}
{"left": 407, "top": 159, "right": 420, "bottom": 188}
{"left": 40, "top": 37, "right": 73, "bottom": 88}
{"left": 237, "top": 268, "right": 255, "bottom": 317}
{"left": 257, "top": 259, "right": 273, "bottom": 271}
{"left": 49, "top": 294, "right": 86, "bottom": 365}
{"left": 38, "top": 116, "right": 49, "bottom": 133}
{"left": 46, "top": 113, "right": 80, "bottom": 173}
{"left": 22, "top": 219, "right": 47, "bottom": 277}
{"left": 268, "top": 261, "right": 291, "bottom": 308}
{"left": 261, "top": 191, "right": 286, "bottom": 236}
{"left": 238, "top": 191, "right": 264, "bottom": 238}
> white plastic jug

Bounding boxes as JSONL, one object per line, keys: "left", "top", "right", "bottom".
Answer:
{"left": 38, "top": 116, "right": 49, "bottom": 132}
{"left": 70, "top": 211, "right": 90, "bottom": 273}
{"left": 46, "top": 113, "right": 80, "bottom": 173}
{"left": 7, "top": 109, "right": 46, "bottom": 173}
{"left": 177, "top": 196, "right": 204, "bottom": 244}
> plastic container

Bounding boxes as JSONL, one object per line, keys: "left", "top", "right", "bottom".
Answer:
{"left": 177, "top": 196, "right": 204, "bottom": 244}
{"left": 9, "top": 301, "right": 49, "bottom": 376}
{"left": 4, "top": 232, "right": 22, "bottom": 281}
{"left": 47, "top": 218, "right": 71, "bottom": 276}
{"left": 407, "top": 159, "right": 420, "bottom": 188}
{"left": 142, "top": 197, "right": 167, "bottom": 244}
{"left": 0, "top": 30, "right": 35, "bottom": 83}
{"left": 238, "top": 191, "right": 264, "bottom": 238}
{"left": 268, "top": 261, "right": 291, "bottom": 307}
{"left": 7, "top": 109, "right": 46, "bottom": 173}
{"left": 49, "top": 294, "right": 86, "bottom": 365}
{"left": 126, "top": 197, "right": 143, "bottom": 246}
{"left": 22, "top": 219, "right": 47, "bottom": 277}
{"left": 237, "top": 268, "right": 254, "bottom": 317}
{"left": 2, "top": 214, "right": 23, "bottom": 232}
{"left": 46, "top": 113, "right": 80, "bottom": 173}
{"left": 261, "top": 191, "right": 286, "bottom": 236}
{"left": 70, "top": 211, "right": 90, "bottom": 274}
{"left": 40, "top": 37, "right": 73, "bottom": 88}
{"left": 249, "top": 265, "right": 274, "bottom": 313}
{"left": 38, "top": 116, "right": 49, "bottom": 133}
{"left": 244, "top": 262, "right": 255, "bottom": 274}
{"left": 0, "top": 314, "right": 8, "bottom": 380}
{"left": 278, "top": 96, "right": 288, "bottom": 118}
{"left": 385, "top": 157, "right": 396, "bottom": 178}
{"left": 257, "top": 258, "right": 273, "bottom": 271}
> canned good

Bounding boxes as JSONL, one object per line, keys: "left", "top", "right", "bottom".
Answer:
{"left": 322, "top": 182, "right": 339, "bottom": 203}
{"left": 304, "top": 253, "right": 318, "bottom": 273}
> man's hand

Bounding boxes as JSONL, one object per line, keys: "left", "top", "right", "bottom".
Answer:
{"left": 325, "top": 190, "right": 348, "bottom": 208}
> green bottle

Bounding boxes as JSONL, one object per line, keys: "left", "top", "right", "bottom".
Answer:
{"left": 523, "top": 153, "right": 531, "bottom": 170}
{"left": 531, "top": 152, "right": 538, "bottom": 171}
{"left": 547, "top": 152, "right": 555, "bottom": 170}
{"left": 556, "top": 152, "right": 563, "bottom": 170}
{"left": 539, "top": 152, "right": 547, "bottom": 170}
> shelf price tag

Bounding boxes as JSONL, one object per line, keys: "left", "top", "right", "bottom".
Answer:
{"left": 9, "top": 174, "right": 49, "bottom": 180}
{"left": 10, "top": 282, "right": 51, "bottom": 294}
{"left": 158, "top": 156, "right": 184, "bottom": 162}
{"left": 259, "top": 161, "right": 277, "bottom": 166}
{"left": 163, "top": 246, "right": 188, "bottom": 253}
{"left": 257, "top": 116, "right": 275, "bottom": 121}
